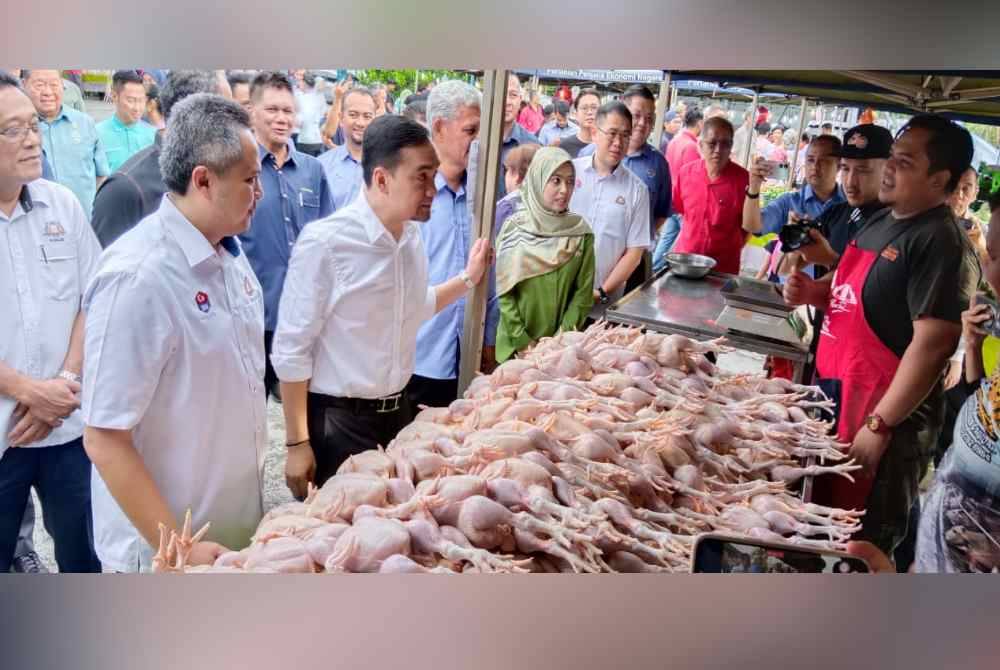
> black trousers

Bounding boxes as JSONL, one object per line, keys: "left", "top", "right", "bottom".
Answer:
{"left": 406, "top": 375, "right": 459, "bottom": 411}
{"left": 307, "top": 392, "right": 414, "bottom": 487}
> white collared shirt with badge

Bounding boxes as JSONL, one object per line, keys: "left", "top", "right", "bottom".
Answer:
{"left": 569, "top": 155, "right": 651, "bottom": 303}
{"left": 81, "top": 195, "right": 267, "bottom": 572}
{"left": 271, "top": 190, "right": 437, "bottom": 399}
{"left": 0, "top": 179, "right": 101, "bottom": 458}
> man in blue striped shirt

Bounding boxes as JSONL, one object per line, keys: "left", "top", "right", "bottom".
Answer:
{"left": 237, "top": 72, "right": 334, "bottom": 399}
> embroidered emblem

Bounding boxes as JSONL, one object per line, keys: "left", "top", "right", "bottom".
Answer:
{"left": 44, "top": 222, "right": 66, "bottom": 238}
{"left": 880, "top": 245, "right": 899, "bottom": 262}
{"left": 647, "top": 169, "right": 656, "bottom": 178}
{"left": 847, "top": 132, "right": 868, "bottom": 149}
{"left": 243, "top": 275, "right": 256, "bottom": 298}
{"left": 195, "top": 291, "right": 211, "bottom": 313}
{"left": 615, "top": 195, "right": 626, "bottom": 205}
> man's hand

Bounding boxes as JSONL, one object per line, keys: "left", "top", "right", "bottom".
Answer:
{"left": 7, "top": 404, "right": 55, "bottom": 447}
{"left": 18, "top": 377, "right": 81, "bottom": 425}
{"left": 796, "top": 228, "right": 838, "bottom": 267}
{"left": 465, "top": 239, "right": 492, "bottom": 286}
{"left": 188, "top": 540, "right": 230, "bottom": 567}
{"left": 783, "top": 271, "right": 825, "bottom": 308}
{"left": 285, "top": 442, "right": 316, "bottom": 501}
{"left": 944, "top": 360, "right": 963, "bottom": 390}
{"left": 748, "top": 156, "right": 772, "bottom": 191}
{"left": 480, "top": 346, "right": 498, "bottom": 375}
{"left": 962, "top": 296, "right": 992, "bottom": 352}
{"left": 848, "top": 426, "right": 891, "bottom": 481}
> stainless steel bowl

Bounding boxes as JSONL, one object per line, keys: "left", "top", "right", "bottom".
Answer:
{"left": 665, "top": 252, "right": 717, "bottom": 279}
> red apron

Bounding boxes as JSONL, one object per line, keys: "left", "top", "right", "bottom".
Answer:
{"left": 813, "top": 239, "right": 901, "bottom": 511}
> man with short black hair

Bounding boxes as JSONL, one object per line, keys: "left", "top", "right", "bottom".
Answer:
{"left": 227, "top": 72, "right": 252, "bottom": 113}
{"left": 659, "top": 109, "right": 681, "bottom": 154}
{"left": 240, "top": 71, "right": 334, "bottom": 401}
{"left": 0, "top": 73, "right": 103, "bottom": 574}
{"left": 570, "top": 101, "right": 650, "bottom": 311}
{"left": 402, "top": 98, "right": 427, "bottom": 126}
{"left": 784, "top": 114, "right": 979, "bottom": 556}
{"left": 274, "top": 115, "right": 490, "bottom": 497}
{"left": 557, "top": 89, "right": 601, "bottom": 158}
{"left": 665, "top": 107, "right": 704, "bottom": 178}
{"left": 318, "top": 86, "right": 377, "bottom": 210}
{"left": 83, "top": 93, "right": 267, "bottom": 572}
{"left": 97, "top": 70, "right": 156, "bottom": 172}
{"left": 821, "top": 122, "right": 834, "bottom": 136}
{"left": 23, "top": 69, "right": 110, "bottom": 216}
{"left": 90, "top": 70, "right": 222, "bottom": 248}
{"left": 538, "top": 99, "right": 578, "bottom": 146}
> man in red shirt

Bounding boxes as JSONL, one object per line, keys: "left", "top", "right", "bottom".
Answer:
{"left": 665, "top": 107, "right": 703, "bottom": 176}
{"left": 670, "top": 116, "right": 751, "bottom": 275}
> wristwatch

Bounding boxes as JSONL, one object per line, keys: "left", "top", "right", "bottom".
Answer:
{"left": 57, "top": 370, "right": 81, "bottom": 384}
{"left": 459, "top": 269, "right": 475, "bottom": 290}
{"left": 745, "top": 187, "right": 760, "bottom": 199}
{"left": 865, "top": 413, "right": 892, "bottom": 435}
{"left": 598, "top": 287, "right": 610, "bottom": 305}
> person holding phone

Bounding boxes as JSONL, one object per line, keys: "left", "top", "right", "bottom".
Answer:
{"left": 783, "top": 115, "right": 979, "bottom": 557}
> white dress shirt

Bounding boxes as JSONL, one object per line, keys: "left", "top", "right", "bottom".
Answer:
{"left": 0, "top": 179, "right": 101, "bottom": 458}
{"left": 81, "top": 195, "right": 266, "bottom": 572}
{"left": 569, "top": 156, "right": 650, "bottom": 302}
{"left": 272, "top": 190, "right": 437, "bottom": 399}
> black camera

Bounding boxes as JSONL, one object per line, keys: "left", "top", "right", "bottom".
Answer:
{"left": 778, "top": 218, "right": 824, "bottom": 252}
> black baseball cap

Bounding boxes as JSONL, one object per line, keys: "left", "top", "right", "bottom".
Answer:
{"left": 836, "top": 124, "right": 893, "bottom": 159}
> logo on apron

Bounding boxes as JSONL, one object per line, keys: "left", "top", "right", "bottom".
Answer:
{"left": 880, "top": 245, "right": 899, "bottom": 262}
{"left": 195, "top": 291, "right": 211, "bottom": 313}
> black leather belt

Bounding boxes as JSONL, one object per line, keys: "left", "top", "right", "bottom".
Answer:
{"left": 312, "top": 391, "right": 406, "bottom": 415}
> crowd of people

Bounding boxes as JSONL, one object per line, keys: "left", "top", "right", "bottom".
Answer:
{"left": 1, "top": 67, "right": 997, "bottom": 574}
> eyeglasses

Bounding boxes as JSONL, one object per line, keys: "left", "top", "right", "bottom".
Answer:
{"left": 596, "top": 125, "right": 631, "bottom": 144}
{"left": 0, "top": 123, "right": 41, "bottom": 142}
{"left": 577, "top": 104, "right": 599, "bottom": 114}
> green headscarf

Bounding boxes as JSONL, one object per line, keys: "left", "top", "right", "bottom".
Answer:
{"left": 495, "top": 147, "right": 592, "bottom": 296}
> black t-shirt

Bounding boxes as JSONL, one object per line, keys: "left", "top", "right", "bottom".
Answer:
{"left": 557, "top": 134, "right": 591, "bottom": 159}
{"left": 91, "top": 137, "right": 167, "bottom": 248}
{"left": 854, "top": 204, "right": 978, "bottom": 360}
{"left": 816, "top": 200, "right": 888, "bottom": 258}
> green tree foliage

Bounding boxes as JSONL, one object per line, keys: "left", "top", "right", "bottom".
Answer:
{"left": 352, "top": 69, "right": 476, "bottom": 92}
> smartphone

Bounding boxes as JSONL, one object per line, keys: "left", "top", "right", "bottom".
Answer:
{"left": 974, "top": 294, "right": 1000, "bottom": 338}
{"left": 691, "top": 533, "right": 870, "bottom": 573}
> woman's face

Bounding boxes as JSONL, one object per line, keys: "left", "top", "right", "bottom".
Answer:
{"left": 542, "top": 162, "right": 576, "bottom": 212}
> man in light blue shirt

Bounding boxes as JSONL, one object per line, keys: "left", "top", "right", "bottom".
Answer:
{"left": 97, "top": 70, "right": 157, "bottom": 172}
{"left": 318, "top": 87, "right": 376, "bottom": 210}
{"left": 24, "top": 69, "right": 110, "bottom": 216}
{"left": 409, "top": 80, "right": 498, "bottom": 409}
{"left": 744, "top": 134, "right": 845, "bottom": 237}
{"left": 538, "top": 99, "right": 579, "bottom": 146}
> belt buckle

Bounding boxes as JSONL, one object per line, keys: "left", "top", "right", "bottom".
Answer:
{"left": 376, "top": 393, "right": 401, "bottom": 414}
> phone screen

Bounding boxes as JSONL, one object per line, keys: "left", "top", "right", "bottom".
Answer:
{"left": 692, "top": 536, "right": 870, "bottom": 573}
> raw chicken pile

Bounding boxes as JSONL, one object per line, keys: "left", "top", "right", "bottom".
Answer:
{"left": 155, "top": 323, "right": 866, "bottom": 574}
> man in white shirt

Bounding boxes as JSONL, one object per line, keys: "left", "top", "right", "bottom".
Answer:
{"left": 569, "top": 101, "right": 650, "bottom": 314}
{"left": 273, "top": 115, "right": 490, "bottom": 499}
{"left": 82, "top": 93, "right": 267, "bottom": 572}
{"left": 0, "top": 73, "right": 102, "bottom": 573}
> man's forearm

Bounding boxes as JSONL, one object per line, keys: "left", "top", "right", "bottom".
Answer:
{"left": 874, "top": 322, "right": 960, "bottom": 427}
{"left": 59, "top": 311, "right": 86, "bottom": 376}
{"left": 322, "top": 103, "right": 342, "bottom": 141}
{"left": 84, "top": 426, "right": 177, "bottom": 548}
{"left": 602, "top": 248, "right": 644, "bottom": 294}
{"left": 964, "top": 341, "right": 987, "bottom": 384}
{"left": 0, "top": 360, "right": 29, "bottom": 402}
{"left": 279, "top": 380, "right": 311, "bottom": 444}
{"left": 742, "top": 196, "right": 763, "bottom": 234}
{"left": 434, "top": 276, "right": 469, "bottom": 312}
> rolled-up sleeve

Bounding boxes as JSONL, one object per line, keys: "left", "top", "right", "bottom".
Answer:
{"left": 761, "top": 192, "right": 793, "bottom": 236}
{"left": 271, "top": 227, "right": 335, "bottom": 382}
{"left": 421, "top": 286, "right": 437, "bottom": 324}
{"left": 627, "top": 187, "right": 651, "bottom": 249}
{"left": 82, "top": 271, "right": 174, "bottom": 430}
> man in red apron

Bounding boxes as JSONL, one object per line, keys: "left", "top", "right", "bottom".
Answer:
{"left": 784, "top": 114, "right": 979, "bottom": 556}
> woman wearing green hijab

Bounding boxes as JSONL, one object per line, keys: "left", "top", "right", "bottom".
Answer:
{"left": 494, "top": 146, "right": 595, "bottom": 362}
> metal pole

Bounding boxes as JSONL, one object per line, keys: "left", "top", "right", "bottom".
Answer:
{"left": 457, "top": 69, "right": 508, "bottom": 395}
{"left": 650, "top": 71, "right": 672, "bottom": 152}
{"left": 787, "top": 97, "right": 809, "bottom": 189}
{"left": 743, "top": 88, "right": 759, "bottom": 168}
{"left": 415, "top": 69, "right": 420, "bottom": 91}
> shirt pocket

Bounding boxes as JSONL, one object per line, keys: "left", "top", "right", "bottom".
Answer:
{"left": 298, "top": 189, "right": 321, "bottom": 212}
{"left": 40, "top": 241, "right": 79, "bottom": 301}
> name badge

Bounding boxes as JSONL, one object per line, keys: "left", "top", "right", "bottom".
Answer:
{"left": 40, "top": 241, "right": 75, "bottom": 263}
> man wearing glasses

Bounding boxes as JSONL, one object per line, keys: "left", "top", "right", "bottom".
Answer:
{"left": 22, "top": 70, "right": 110, "bottom": 217}
{"left": 0, "top": 73, "right": 103, "bottom": 573}
{"left": 671, "top": 116, "right": 751, "bottom": 275}
{"left": 557, "top": 89, "right": 602, "bottom": 159}
{"left": 569, "top": 101, "right": 650, "bottom": 314}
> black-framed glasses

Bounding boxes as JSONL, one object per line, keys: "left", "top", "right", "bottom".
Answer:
{"left": 596, "top": 125, "right": 631, "bottom": 144}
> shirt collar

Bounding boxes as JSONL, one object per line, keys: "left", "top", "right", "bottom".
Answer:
{"left": 801, "top": 183, "right": 845, "bottom": 206}
{"left": 626, "top": 143, "right": 653, "bottom": 160}
{"left": 42, "top": 106, "right": 71, "bottom": 124}
{"left": 161, "top": 195, "right": 240, "bottom": 267}
{"left": 111, "top": 114, "right": 133, "bottom": 131}
{"left": 583, "top": 155, "right": 624, "bottom": 178}
{"left": 335, "top": 144, "right": 360, "bottom": 164}
{"left": 357, "top": 189, "right": 415, "bottom": 246}
{"left": 258, "top": 141, "right": 298, "bottom": 167}
{"left": 434, "top": 170, "right": 466, "bottom": 197}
